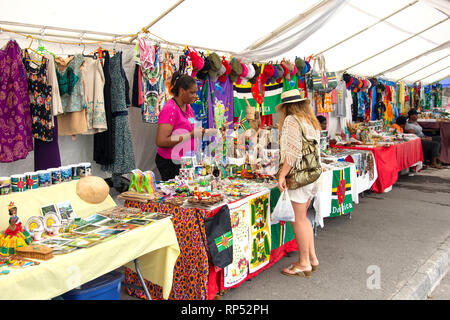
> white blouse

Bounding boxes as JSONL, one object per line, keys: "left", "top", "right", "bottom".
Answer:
{"left": 280, "top": 115, "right": 320, "bottom": 168}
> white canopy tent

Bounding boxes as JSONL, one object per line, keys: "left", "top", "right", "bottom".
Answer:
{"left": 0, "top": 0, "right": 449, "bottom": 179}
{"left": 1, "top": 0, "right": 449, "bottom": 83}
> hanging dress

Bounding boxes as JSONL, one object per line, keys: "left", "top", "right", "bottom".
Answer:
{"left": 56, "top": 54, "right": 88, "bottom": 136}
{"left": 81, "top": 57, "right": 107, "bottom": 134}
{"left": 0, "top": 40, "right": 33, "bottom": 163}
{"left": 94, "top": 51, "right": 114, "bottom": 165}
{"left": 22, "top": 49, "right": 53, "bottom": 142}
{"left": 23, "top": 50, "right": 62, "bottom": 170}
{"left": 102, "top": 52, "right": 135, "bottom": 186}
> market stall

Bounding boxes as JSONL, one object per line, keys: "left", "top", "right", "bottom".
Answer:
{"left": 0, "top": 176, "right": 180, "bottom": 300}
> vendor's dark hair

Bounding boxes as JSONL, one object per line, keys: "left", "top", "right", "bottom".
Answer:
{"left": 396, "top": 115, "right": 407, "bottom": 125}
{"left": 170, "top": 71, "right": 196, "bottom": 96}
{"left": 316, "top": 115, "right": 326, "bottom": 124}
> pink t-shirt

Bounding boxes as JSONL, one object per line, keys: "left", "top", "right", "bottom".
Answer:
{"left": 157, "top": 99, "right": 198, "bottom": 161}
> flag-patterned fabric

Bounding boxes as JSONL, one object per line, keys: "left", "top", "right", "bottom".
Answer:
{"left": 330, "top": 166, "right": 354, "bottom": 217}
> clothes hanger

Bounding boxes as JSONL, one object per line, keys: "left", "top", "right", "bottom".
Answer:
{"left": 24, "top": 36, "right": 44, "bottom": 65}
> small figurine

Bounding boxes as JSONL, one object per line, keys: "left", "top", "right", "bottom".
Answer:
{"left": 0, "top": 202, "right": 33, "bottom": 256}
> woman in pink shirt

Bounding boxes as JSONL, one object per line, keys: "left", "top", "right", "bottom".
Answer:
{"left": 155, "top": 72, "right": 205, "bottom": 180}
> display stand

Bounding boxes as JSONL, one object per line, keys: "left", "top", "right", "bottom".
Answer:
{"left": 0, "top": 181, "right": 180, "bottom": 300}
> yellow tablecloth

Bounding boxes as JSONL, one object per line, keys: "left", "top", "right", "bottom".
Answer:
{"left": 0, "top": 180, "right": 116, "bottom": 230}
{"left": 0, "top": 180, "right": 180, "bottom": 300}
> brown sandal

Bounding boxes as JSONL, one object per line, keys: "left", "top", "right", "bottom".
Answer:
{"left": 281, "top": 264, "right": 312, "bottom": 278}
{"left": 311, "top": 264, "right": 319, "bottom": 272}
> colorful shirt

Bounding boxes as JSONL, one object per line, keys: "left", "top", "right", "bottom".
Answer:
{"left": 157, "top": 99, "right": 198, "bottom": 160}
{"left": 0, "top": 40, "right": 33, "bottom": 162}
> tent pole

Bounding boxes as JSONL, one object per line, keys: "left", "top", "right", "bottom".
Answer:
{"left": 416, "top": 66, "right": 450, "bottom": 82}
{"left": 340, "top": 17, "right": 449, "bottom": 72}
{"left": 314, "top": 0, "right": 419, "bottom": 58}
{"left": 129, "top": 0, "right": 185, "bottom": 43}
{"left": 0, "top": 20, "right": 133, "bottom": 41}
{"left": 375, "top": 41, "right": 450, "bottom": 77}
{"left": 398, "top": 55, "right": 450, "bottom": 80}
{"left": 0, "top": 26, "right": 134, "bottom": 45}
{"left": 244, "top": 0, "right": 332, "bottom": 50}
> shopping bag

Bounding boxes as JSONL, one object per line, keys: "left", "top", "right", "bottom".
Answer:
{"left": 310, "top": 54, "right": 337, "bottom": 93}
{"left": 271, "top": 190, "right": 295, "bottom": 224}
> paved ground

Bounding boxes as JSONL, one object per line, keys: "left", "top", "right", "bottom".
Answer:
{"left": 119, "top": 166, "right": 450, "bottom": 300}
{"left": 428, "top": 272, "right": 450, "bottom": 300}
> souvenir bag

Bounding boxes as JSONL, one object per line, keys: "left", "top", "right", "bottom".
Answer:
{"left": 271, "top": 190, "right": 295, "bottom": 224}
{"left": 277, "top": 115, "right": 322, "bottom": 189}
{"left": 310, "top": 54, "right": 337, "bottom": 93}
{"left": 204, "top": 205, "right": 233, "bottom": 269}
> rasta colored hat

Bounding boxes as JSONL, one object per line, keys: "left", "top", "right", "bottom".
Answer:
{"left": 249, "top": 63, "right": 261, "bottom": 84}
{"left": 275, "top": 89, "right": 309, "bottom": 111}
{"left": 208, "top": 52, "right": 222, "bottom": 82}
{"left": 229, "top": 57, "right": 243, "bottom": 83}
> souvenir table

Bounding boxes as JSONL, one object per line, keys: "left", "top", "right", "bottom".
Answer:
{"left": 323, "top": 149, "right": 378, "bottom": 194}
{"left": 418, "top": 120, "right": 450, "bottom": 164}
{"left": 123, "top": 188, "right": 299, "bottom": 300}
{"left": 332, "top": 137, "right": 423, "bottom": 193}
{"left": 0, "top": 181, "right": 180, "bottom": 300}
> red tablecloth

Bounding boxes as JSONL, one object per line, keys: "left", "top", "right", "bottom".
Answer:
{"left": 332, "top": 138, "right": 423, "bottom": 193}
{"left": 418, "top": 121, "right": 450, "bottom": 164}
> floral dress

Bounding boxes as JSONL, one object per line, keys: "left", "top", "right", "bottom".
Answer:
{"left": 23, "top": 49, "right": 53, "bottom": 141}
{"left": 0, "top": 40, "right": 33, "bottom": 162}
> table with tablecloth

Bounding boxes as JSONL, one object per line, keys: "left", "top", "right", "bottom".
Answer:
{"left": 418, "top": 120, "right": 450, "bottom": 164}
{"left": 123, "top": 190, "right": 299, "bottom": 300}
{"left": 123, "top": 162, "right": 363, "bottom": 300}
{"left": 0, "top": 181, "right": 180, "bottom": 300}
{"left": 332, "top": 138, "right": 423, "bottom": 193}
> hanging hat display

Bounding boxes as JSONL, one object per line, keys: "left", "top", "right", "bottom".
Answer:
{"left": 282, "top": 61, "right": 293, "bottom": 80}
{"left": 196, "top": 55, "right": 211, "bottom": 80}
{"left": 188, "top": 49, "right": 204, "bottom": 78}
{"left": 275, "top": 64, "right": 285, "bottom": 83}
{"left": 229, "top": 57, "right": 243, "bottom": 83}
{"left": 295, "top": 57, "right": 305, "bottom": 75}
{"left": 249, "top": 63, "right": 261, "bottom": 84}
{"left": 236, "top": 63, "right": 249, "bottom": 85}
{"left": 218, "top": 57, "right": 232, "bottom": 82}
{"left": 208, "top": 52, "right": 222, "bottom": 82}
{"left": 241, "top": 64, "right": 255, "bottom": 85}
{"left": 260, "top": 63, "right": 274, "bottom": 85}
{"left": 269, "top": 64, "right": 279, "bottom": 84}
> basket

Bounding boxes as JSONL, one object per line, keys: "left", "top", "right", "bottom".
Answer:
{"left": 16, "top": 244, "right": 54, "bottom": 261}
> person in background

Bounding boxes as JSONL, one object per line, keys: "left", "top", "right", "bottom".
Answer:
{"left": 155, "top": 72, "right": 212, "bottom": 180}
{"left": 390, "top": 115, "right": 407, "bottom": 134}
{"left": 317, "top": 115, "right": 327, "bottom": 131}
{"left": 277, "top": 89, "right": 322, "bottom": 278}
{"left": 405, "top": 109, "right": 442, "bottom": 169}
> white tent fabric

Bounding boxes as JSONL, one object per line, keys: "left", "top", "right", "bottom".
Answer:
{"left": 1, "top": 0, "right": 449, "bottom": 83}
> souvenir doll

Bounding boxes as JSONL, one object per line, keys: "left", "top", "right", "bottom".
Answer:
{"left": 0, "top": 202, "right": 33, "bottom": 256}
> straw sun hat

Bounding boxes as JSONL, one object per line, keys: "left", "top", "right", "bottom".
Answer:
{"left": 275, "top": 89, "right": 309, "bottom": 112}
